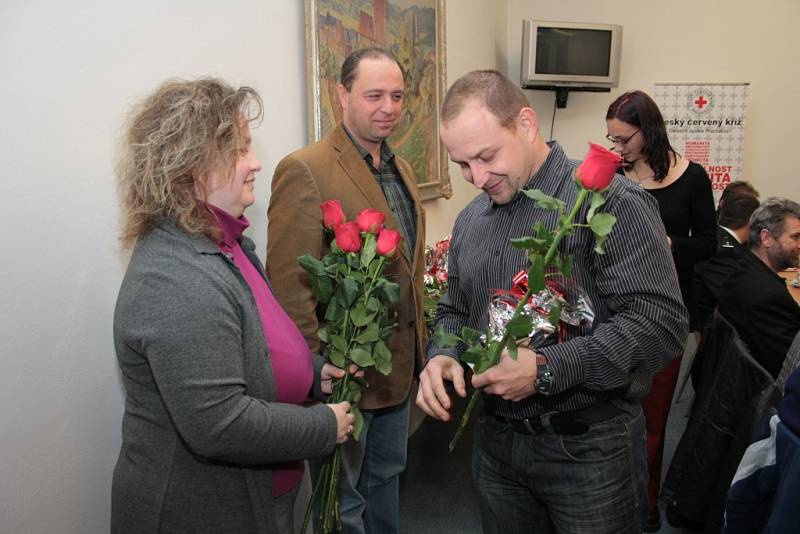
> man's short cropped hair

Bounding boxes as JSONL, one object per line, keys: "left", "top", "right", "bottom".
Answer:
{"left": 721, "top": 181, "right": 759, "bottom": 203}
{"left": 440, "top": 70, "right": 530, "bottom": 130}
{"left": 340, "top": 47, "right": 403, "bottom": 91}
{"left": 718, "top": 193, "right": 760, "bottom": 230}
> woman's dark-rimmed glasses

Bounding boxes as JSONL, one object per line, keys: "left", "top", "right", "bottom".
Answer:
{"left": 605, "top": 129, "right": 641, "bottom": 146}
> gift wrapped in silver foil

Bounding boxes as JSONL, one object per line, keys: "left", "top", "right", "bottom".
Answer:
{"left": 486, "top": 273, "right": 595, "bottom": 350}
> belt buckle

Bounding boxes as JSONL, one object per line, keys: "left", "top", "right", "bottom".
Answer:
{"left": 522, "top": 411, "right": 559, "bottom": 435}
{"left": 521, "top": 418, "right": 538, "bottom": 434}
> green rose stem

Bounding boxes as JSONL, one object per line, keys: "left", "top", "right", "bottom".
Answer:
{"left": 303, "top": 376, "right": 353, "bottom": 533}
{"left": 302, "top": 326, "right": 355, "bottom": 534}
{"left": 364, "top": 256, "right": 387, "bottom": 300}
{"left": 448, "top": 187, "right": 590, "bottom": 452}
{"left": 304, "top": 253, "right": 388, "bottom": 534}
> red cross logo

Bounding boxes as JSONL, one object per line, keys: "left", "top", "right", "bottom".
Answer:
{"left": 694, "top": 95, "right": 709, "bottom": 109}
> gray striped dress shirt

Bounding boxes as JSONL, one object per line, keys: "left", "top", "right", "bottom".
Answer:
{"left": 428, "top": 142, "right": 688, "bottom": 419}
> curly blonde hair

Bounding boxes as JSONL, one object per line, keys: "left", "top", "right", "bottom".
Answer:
{"left": 117, "top": 78, "right": 263, "bottom": 247}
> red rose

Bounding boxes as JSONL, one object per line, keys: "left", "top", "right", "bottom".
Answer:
{"left": 320, "top": 200, "right": 346, "bottom": 230}
{"left": 334, "top": 222, "right": 362, "bottom": 252}
{"left": 376, "top": 228, "right": 403, "bottom": 257}
{"left": 355, "top": 208, "right": 386, "bottom": 234}
{"left": 576, "top": 143, "right": 621, "bottom": 192}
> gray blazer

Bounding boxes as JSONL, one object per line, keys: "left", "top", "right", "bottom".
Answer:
{"left": 111, "top": 220, "right": 337, "bottom": 533}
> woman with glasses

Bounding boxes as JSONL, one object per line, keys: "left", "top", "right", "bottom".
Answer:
{"left": 606, "top": 90, "right": 717, "bottom": 532}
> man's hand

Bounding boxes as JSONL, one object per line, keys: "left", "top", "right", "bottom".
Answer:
{"left": 471, "top": 347, "right": 538, "bottom": 402}
{"left": 416, "top": 355, "right": 466, "bottom": 421}
{"left": 320, "top": 363, "right": 363, "bottom": 395}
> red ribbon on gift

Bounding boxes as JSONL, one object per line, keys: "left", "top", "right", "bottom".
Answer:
{"left": 490, "top": 271, "right": 530, "bottom": 302}
{"left": 510, "top": 270, "right": 528, "bottom": 299}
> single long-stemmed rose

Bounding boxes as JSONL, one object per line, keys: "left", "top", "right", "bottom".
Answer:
{"left": 435, "top": 143, "right": 621, "bottom": 451}
{"left": 298, "top": 202, "right": 403, "bottom": 534}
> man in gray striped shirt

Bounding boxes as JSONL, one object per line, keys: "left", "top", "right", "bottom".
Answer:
{"left": 416, "top": 70, "right": 688, "bottom": 533}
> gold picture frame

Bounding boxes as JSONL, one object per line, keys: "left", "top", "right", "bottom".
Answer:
{"left": 304, "top": 0, "right": 451, "bottom": 200}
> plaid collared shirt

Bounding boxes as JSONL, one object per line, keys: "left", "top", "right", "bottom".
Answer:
{"left": 344, "top": 127, "right": 417, "bottom": 256}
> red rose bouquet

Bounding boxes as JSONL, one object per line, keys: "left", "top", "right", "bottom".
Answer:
{"left": 298, "top": 201, "right": 403, "bottom": 533}
{"left": 434, "top": 143, "right": 621, "bottom": 451}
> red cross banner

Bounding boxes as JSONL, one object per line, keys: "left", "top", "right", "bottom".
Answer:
{"left": 654, "top": 83, "right": 749, "bottom": 204}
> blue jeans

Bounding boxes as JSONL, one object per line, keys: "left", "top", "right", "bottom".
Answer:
{"left": 472, "top": 402, "right": 648, "bottom": 534}
{"left": 329, "top": 396, "right": 410, "bottom": 534}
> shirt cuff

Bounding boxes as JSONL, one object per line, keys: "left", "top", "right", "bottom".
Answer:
{"left": 425, "top": 345, "right": 460, "bottom": 361}
{"left": 538, "top": 344, "right": 584, "bottom": 395}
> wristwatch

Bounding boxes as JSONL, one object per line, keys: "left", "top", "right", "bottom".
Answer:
{"left": 534, "top": 354, "right": 554, "bottom": 395}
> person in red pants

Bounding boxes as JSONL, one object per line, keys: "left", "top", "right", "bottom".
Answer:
{"left": 640, "top": 355, "right": 682, "bottom": 531}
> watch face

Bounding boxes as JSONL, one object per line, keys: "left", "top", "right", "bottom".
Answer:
{"left": 536, "top": 378, "right": 550, "bottom": 394}
{"left": 536, "top": 364, "right": 553, "bottom": 395}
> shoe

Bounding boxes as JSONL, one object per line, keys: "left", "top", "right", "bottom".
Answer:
{"left": 665, "top": 502, "right": 704, "bottom": 530}
{"left": 644, "top": 505, "right": 661, "bottom": 532}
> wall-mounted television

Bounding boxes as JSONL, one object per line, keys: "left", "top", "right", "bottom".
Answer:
{"left": 521, "top": 20, "right": 623, "bottom": 90}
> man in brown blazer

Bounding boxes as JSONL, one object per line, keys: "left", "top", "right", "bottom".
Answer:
{"left": 267, "top": 47, "right": 426, "bottom": 534}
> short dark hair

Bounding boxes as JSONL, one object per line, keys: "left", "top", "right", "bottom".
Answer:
{"left": 606, "top": 90, "right": 676, "bottom": 182}
{"left": 749, "top": 197, "right": 800, "bottom": 248}
{"left": 718, "top": 180, "right": 759, "bottom": 219}
{"left": 440, "top": 70, "right": 531, "bottom": 130}
{"left": 340, "top": 47, "right": 403, "bottom": 91}
{"left": 719, "top": 180, "right": 759, "bottom": 207}
{"left": 718, "top": 192, "right": 760, "bottom": 229}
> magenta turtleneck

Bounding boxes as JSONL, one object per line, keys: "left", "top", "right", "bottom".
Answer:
{"left": 209, "top": 204, "right": 314, "bottom": 497}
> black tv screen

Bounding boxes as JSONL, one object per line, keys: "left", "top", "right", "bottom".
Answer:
{"left": 535, "top": 27, "right": 612, "bottom": 76}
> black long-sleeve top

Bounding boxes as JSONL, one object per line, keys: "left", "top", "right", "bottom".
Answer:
{"left": 646, "top": 162, "right": 717, "bottom": 330}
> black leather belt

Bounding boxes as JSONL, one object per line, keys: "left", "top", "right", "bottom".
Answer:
{"left": 494, "top": 401, "right": 626, "bottom": 436}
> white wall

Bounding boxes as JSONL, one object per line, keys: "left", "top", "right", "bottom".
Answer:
{"left": 503, "top": 0, "right": 799, "bottom": 200}
{"left": 0, "top": 1, "right": 306, "bottom": 532}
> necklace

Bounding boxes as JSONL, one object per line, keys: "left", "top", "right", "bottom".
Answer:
{"left": 630, "top": 167, "right": 655, "bottom": 187}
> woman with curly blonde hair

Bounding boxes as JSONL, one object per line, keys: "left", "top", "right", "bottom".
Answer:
{"left": 111, "top": 78, "right": 354, "bottom": 534}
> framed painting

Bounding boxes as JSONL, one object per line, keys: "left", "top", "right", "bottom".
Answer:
{"left": 304, "top": 0, "right": 451, "bottom": 200}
